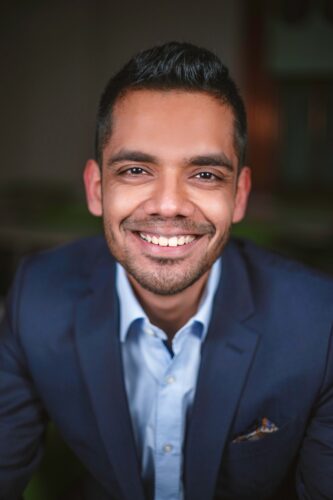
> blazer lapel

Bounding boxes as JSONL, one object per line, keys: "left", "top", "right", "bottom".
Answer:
{"left": 75, "top": 251, "right": 145, "bottom": 500}
{"left": 184, "top": 241, "right": 261, "bottom": 500}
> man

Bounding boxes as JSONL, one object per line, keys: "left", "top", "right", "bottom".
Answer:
{"left": 0, "top": 42, "right": 332, "bottom": 500}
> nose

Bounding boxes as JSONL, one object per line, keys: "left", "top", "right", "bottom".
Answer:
{"left": 143, "top": 171, "right": 195, "bottom": 218}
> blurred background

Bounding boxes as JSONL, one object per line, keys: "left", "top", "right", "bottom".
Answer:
{"left": 1, "top": 0, "right": 333, "bottom": 304}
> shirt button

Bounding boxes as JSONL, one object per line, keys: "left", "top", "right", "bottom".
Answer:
{"left": 163, "top": 444, "right": 173, "bottom": 453}
{"left": 144, "top": 327, "right": 155, "bottom": 337}
{"left": 165, "top": 375, "right": 175, "bottom": 385}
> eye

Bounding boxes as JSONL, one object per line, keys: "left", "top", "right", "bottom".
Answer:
{"left": 116, "top": 165, "right": 152, "bottom": 183}
{"left": 124, "top": 166, "right": 147, "bottom": 175}
{"left": 194, "top": 171, "right": 219, "bottom": 181}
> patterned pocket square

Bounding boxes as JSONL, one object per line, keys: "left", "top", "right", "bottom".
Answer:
{"left": 232, "top": 417, "right": 279, "bottom": 443}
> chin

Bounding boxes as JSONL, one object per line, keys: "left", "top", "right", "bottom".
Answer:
{"left": 123, "top": 258, "right": 213, "bottom": 296}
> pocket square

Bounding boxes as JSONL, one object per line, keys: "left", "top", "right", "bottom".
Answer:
{"left": 232, "top": 417, "right": 279, "bottom": 443}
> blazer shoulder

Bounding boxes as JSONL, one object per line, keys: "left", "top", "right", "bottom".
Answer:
{"left": 9, "top": 235, "right": 113, "bottom": 308}
{"left": 230, "top": 238, "right": 333, "bottom": 311}
{"left": 23, "top": 234, "right": 109, "bottom": 276}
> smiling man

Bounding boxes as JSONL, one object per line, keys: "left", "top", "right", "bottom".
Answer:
{"left": 0, "top": 42, "right": 333, "bottom": 500}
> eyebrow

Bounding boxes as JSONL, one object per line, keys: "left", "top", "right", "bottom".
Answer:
{"left": 106, "top": 150, "right": 158, "bottom": 167}
{"left": 185, "top": 154, "right": 234, "bottom": 172}
{"left": 106, "top": 149, "right": 234, "bottom": 172}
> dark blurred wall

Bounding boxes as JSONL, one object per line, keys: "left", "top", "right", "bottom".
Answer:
{"left": 0, "top": 0, "right": 245, "bottom": 190}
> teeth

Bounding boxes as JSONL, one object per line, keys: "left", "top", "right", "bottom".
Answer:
{"left": 168, "top": 237, "right": 178, "bottom": 247}
{"left": 139, "top": 233, "right": 196, "bottom": 247}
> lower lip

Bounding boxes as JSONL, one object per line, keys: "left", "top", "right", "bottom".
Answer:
{"left": 130, "top": 231, "right": 202, "bottom": 257}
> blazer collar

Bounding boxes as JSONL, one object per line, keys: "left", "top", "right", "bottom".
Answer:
{"left": 75, "top": 246, "right": 146, "bottom": 500}
{"left": 184, "top": 239, "right": 260, "bottom": 500}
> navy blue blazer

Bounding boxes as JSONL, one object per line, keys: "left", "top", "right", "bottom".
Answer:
{"left": 0, "top": 236, "right": 333, "bottom": 500}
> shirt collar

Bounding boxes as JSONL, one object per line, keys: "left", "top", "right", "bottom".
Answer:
{"left": 116, "top": 258, "right": 221, "bottom": 343}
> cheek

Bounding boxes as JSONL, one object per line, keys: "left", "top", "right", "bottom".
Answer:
{"left": 196, "top": 192, "right": 235, "bottom": 229}
{"left": 102, "top": 183, "right": 147, "bottom": 225}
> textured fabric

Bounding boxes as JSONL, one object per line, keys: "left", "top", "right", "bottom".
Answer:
{"left": 117, "top": 260, "right": 221, "bottom": 499}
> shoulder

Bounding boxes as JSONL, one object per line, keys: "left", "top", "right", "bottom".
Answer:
{"left": 227, "top": 238, "right": 333, "bottom": 318}
{"left": 22, "top": 234, "right": 109, "bottom": 276}
{"left": 9, "top": 235, "right": 113, "bottom": 309}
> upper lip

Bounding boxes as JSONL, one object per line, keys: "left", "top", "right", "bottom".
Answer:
{"left": 123, "top": 219, "right": 214, "bottom": 236}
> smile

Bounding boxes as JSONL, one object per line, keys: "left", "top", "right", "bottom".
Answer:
{"left": 139, "top": 232, "right": 196, "bottom": 247}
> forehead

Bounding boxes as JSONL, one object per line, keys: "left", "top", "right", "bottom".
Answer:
{"left": 105, "top": 89, "right": 237, "bottom": 163}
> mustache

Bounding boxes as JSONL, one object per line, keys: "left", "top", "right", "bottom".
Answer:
{"left": 122, "top": 216, "right": 215, "bottom": 235}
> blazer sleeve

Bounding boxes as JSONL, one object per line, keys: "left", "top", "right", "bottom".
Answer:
{"left": 0, "top": 260, "right": 47, "bottom": 500}
{"left": 296, "top": 324, "right": 333, "bottom": 499}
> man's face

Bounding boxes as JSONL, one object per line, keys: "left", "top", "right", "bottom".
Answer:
{"left": 84, "top": 90, "right": 251, "bottom": 295}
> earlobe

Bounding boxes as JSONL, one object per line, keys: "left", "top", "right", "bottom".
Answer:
{"left": 232, "top": 166, "right": 251, "bottom": 223}
{"left": 83, "top": 159, "right": 103, "bottom": 217}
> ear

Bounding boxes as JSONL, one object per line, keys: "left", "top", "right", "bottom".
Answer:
{"left": 83, "top": 159, "right": 102, "bottom": 216}
{"left": 232, "top": 166, "right": 251, "bottom": 223}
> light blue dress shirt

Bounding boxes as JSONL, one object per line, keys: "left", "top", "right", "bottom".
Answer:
{"left": 116, "top": 259, "right": 221, "bottom": 500}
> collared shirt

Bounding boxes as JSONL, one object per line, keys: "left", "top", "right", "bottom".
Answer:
{"left": 116, "top": 259, "right": 221, "bottom": 500}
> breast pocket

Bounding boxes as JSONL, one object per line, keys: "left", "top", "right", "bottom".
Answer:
{"left": 215, "top": 418, "right": 302, "bottom": 499}
{"left": 227, "top": 419, "right": 297, "bottom": 459}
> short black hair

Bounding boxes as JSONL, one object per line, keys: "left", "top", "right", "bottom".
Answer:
{"left": 95, "top": 41, "right": 247, "bottom": 169}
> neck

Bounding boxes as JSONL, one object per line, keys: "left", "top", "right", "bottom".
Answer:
{"left": 127, "top": 272, "right": 210, "bottom": 341}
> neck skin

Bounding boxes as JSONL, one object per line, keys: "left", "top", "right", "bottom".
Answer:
{"left": 127, "top": 271, "right": 210, "bottom": 342}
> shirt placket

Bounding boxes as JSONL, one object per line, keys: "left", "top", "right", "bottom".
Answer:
{"left": 154, "top": 362, "right": 183, "bottom": 500}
